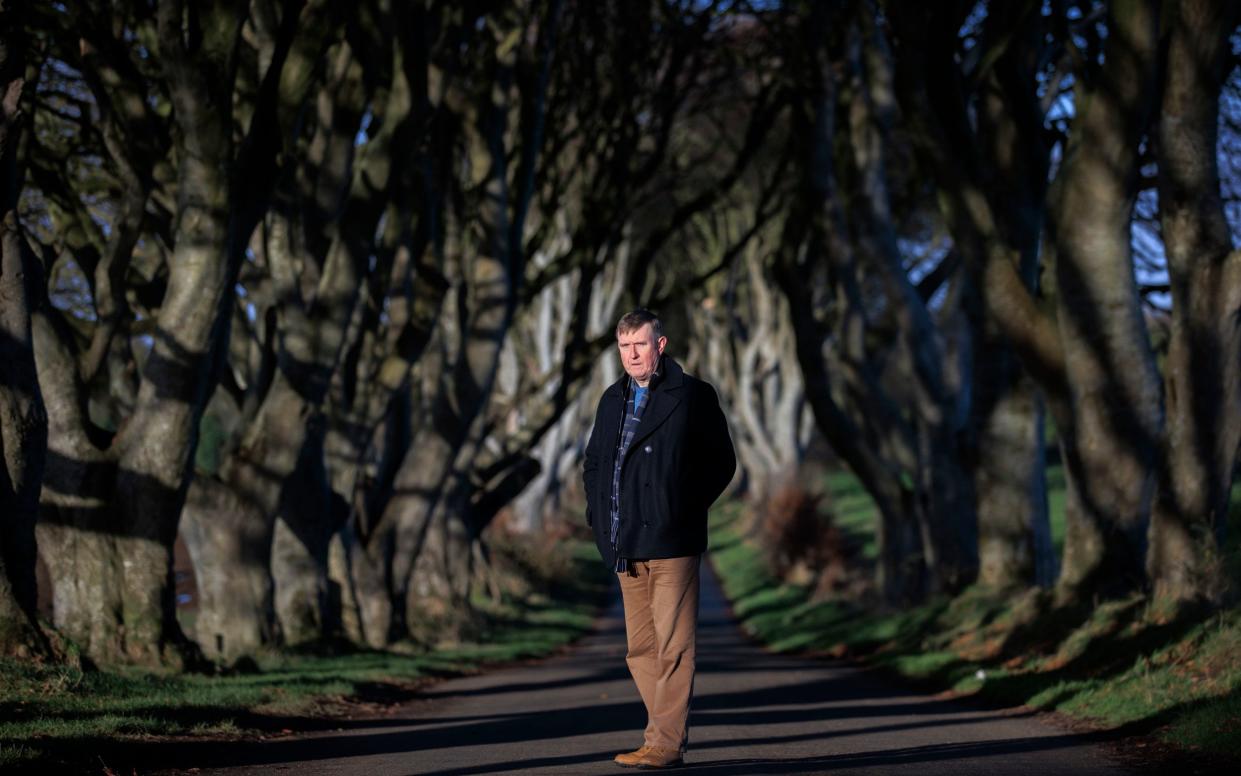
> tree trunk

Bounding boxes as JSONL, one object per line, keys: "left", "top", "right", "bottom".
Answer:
{"left": 177, "top": 18, "right": 363, "bottom": 657}
{"left": 1147, "top": 0, "right": 1241, "bottom": 603}
{"left": 31, "top": 2, "right": 258, "bottom": 669}
{"left": 271, "top": 423, "right": 334, "bottom": 645}
{"left": 59, "top": 1, "right": 252, "bottom": 669}
{"left": 965, "top": 4, "right": 1056, "bottom": 591}
{"left": 318, "top": 207, "right": 446, "bottom": 648}
{"left": 701, "top": 243, "right": 808, "bottom": 511}
{"left": 889, "top": 0, "right": 1164, "bottom": 601}
{"left": 0, "top": 226, "right": 45, "bottom": 658}
{"left": 775, "top": 258, "right": 925, "bottom": 604}
{"left": 851, "top": 6, "right": 977, "bottom": 594}
{"left": 179, "top": 477, "right": 274, "bottom": 661}
{"left": 774, "top": 1, "right": 930, "bottom": 605}
{"left": 330, "top": 518, "right": 391, "bottom": 649}
{"left": 970, "top": 340, "right": 1053, "bottom": 589}
{"left": 33, "top": 313, "right": 128, "bottom": 662}
{"left": 1050, "top": 0, "right": 1163, "bottom": 598}
{"left": 405, "top": 491, "right": 476, "bottom": 642}
{"left": 0, "top": 13, "right": 48, "bottom": 658}
{"left": 383, "top": 8, "right": 536, "bottom": 641}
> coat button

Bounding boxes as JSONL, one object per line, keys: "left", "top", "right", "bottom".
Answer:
{"left": 644, "top": 445, "right": 652, "bottom": 453}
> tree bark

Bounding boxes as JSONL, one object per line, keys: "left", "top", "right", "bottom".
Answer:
{"left": 850, "top": 10, "right": 977, "bottom": 592}
{"left": 33, "top": 312, "right": 128, "bottom": 662}
{"left": 34, "top": 0, "right": 321, "bottom": 668}
{"left": 1050, "top": 0, "right": 1163, "bottom": 598}
{"left": 969, "top": 332, "right": 1053, "bottom": 588}
{"left": 175, "top": 6, "right": 344, "bottom": 658}
{"left": 179, "top": 476, "right": 274, "bottom": 660}
{"left": 1147, "top": 0, "right": 1241, "bottom": 603}
{"left": 0, "top": 17, "right": 48, "bottom": 656}
{"left": 384, "top": 4, "right": 564, "bottom": 641}
{"left": 775, "top": 0, "right": 927, "bottom": 604}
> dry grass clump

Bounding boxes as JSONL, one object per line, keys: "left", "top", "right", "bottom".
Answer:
{"left": 757, "top": 482, "right": 857, "bottom": 597}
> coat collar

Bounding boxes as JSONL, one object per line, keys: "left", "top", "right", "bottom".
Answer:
{"left": 604, "top": 356, "right": 685, "bottom": 449}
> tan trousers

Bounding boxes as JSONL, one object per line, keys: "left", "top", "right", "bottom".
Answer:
{"left": 617, "top": 555, "right": 701, "bottom": 753}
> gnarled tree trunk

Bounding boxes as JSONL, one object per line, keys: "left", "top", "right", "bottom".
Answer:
{"left": 1147, "top": 0, "right": 1241, "bottom": 603}
{"left": 1050, "top": 0, "right": 1163, "bottom": 599}
{"left": 0, "top": 20, "right": 48, "bottom": 656}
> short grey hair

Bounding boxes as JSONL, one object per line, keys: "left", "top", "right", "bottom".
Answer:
{"left": 615, "top": 308, "right": 664, "bottom": 341}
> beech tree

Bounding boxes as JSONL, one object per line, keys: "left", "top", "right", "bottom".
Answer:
{"left": 377, "top": 0, "right": 780, "bottom": 640}
{"left": 888, "top": 0, "right": 1241, "bottom": 603}
{"left": 181, "top": 0, "right": 449, "bottom": 660}
{"left": 769, "top": 0, "right": 981, "bottom": 602}
{"left": 1146, "top": 0, "right": 1241, "bottom": 602}
{"left": 25, "top": 0, "right": 331, "bottom": 667}
{"left": 0, "top": 2, "right": 49, "bottom": 658}
{"left": 8, "top": 0, "right": 1238, "bottom": 672}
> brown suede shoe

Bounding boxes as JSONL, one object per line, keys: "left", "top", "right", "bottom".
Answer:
{"left": 614, "top": 745, "right": 651, "bottom": 767}
{"left": 634, "top": 747, "right": 684, "bottom": 769}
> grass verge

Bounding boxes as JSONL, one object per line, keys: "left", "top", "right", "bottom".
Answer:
{"left": 708, "top": 498, "right": 1241, "bottom": 763}
{"left": 0, "top": 534, "right": 609, "bottom": 774}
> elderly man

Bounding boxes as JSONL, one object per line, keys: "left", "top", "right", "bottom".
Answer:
{"left": 583, "top": 308, "right": 736, "bottom": 769}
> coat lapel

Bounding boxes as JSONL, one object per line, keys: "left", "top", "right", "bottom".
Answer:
{"left": 629, "top": 389, "right": 681, "bottom": 449}
{"left": 628, "top": 356, "right": 685, "bottom": 449}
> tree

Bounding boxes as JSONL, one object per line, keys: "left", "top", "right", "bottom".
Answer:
{"left": 26, "top": 0, "right": 330, "bottom": 666}
{"left": 887, "top": 0, "right": 1240, "bottom": 603}
{"left": 0, "top": 2, "right": 49, "bottom": 658}
{"left": 772, "top": 0, "right": 978, "bottom": 602}
{"left": 180, "top": 0, "right": 443, "bottom": 659}
{"left": 1147, "top": 0, "right": 1241, "bottom": 602}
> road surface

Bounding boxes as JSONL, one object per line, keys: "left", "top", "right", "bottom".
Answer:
{"left": 150, "top": 562, "right": 1133, "bottom": 775}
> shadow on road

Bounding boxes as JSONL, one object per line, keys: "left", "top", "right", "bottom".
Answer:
{"left": 413, "top": 732, "right": 1120, "bottom": 775}
{"left": 98, "top": 682, "right": 1095, "bottom": 775}
{"left": 68, "top": 563, "right": 1137, "bottom": 776}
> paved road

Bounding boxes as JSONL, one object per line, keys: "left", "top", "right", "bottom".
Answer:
{"left": 153, "top": 562, "right": 1133, "bottom": 775}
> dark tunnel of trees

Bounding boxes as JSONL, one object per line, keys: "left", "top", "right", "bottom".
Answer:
{"left": 1, "top": 0, "right": 1240, "bottom": 671}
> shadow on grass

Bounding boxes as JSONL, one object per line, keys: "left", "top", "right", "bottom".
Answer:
{"left": 705, "top": 498, "right": 1241, "bottom": 766}
{"left": 0, "top": 538, "right": 614, "bottom": 774}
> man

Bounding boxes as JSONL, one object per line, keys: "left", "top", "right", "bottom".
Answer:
{"left": 583, "top": 309, "right": 736, "bottom": 770}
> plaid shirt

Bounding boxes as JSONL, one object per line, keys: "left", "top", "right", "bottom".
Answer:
{"left": 610, "top": 380, "right": 650, "bottom": 573}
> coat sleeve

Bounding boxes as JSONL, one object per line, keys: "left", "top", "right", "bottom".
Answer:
{"left": 698, "top": 383, "right": 736, "bottom": 506}
{"left": 582, "top": 403, "right": 601, "bottom": 527}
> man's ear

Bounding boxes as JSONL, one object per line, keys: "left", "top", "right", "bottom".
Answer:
{"left": 657, "top": 336, "right": 668, "bottom": 355}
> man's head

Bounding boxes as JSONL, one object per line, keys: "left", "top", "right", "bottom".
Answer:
{"left": 615, "top": 309, "right": 667, "bottom": 387}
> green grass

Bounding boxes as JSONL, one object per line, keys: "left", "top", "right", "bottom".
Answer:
{"left": 1045, "top": 463, "right": 1067, "bottom": 556}
{"left": 0, "top": 534, "right": 609, "bottom": 772}
{"left": 823, "top": 469, "right": 879, "bottom": 559}
{"left": 821, "top": 464, "right": 1068, "bottom": 561}
{"left": 708, "top": 497, "right": 1241, "bottom": 761}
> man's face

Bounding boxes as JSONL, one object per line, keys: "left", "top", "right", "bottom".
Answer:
{"left": 617, "top": 323, "right": 667, "bottom": 386}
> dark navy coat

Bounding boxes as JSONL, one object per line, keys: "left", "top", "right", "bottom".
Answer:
{"left": 582, "top": 357, "right": 736, "bottom": 567}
